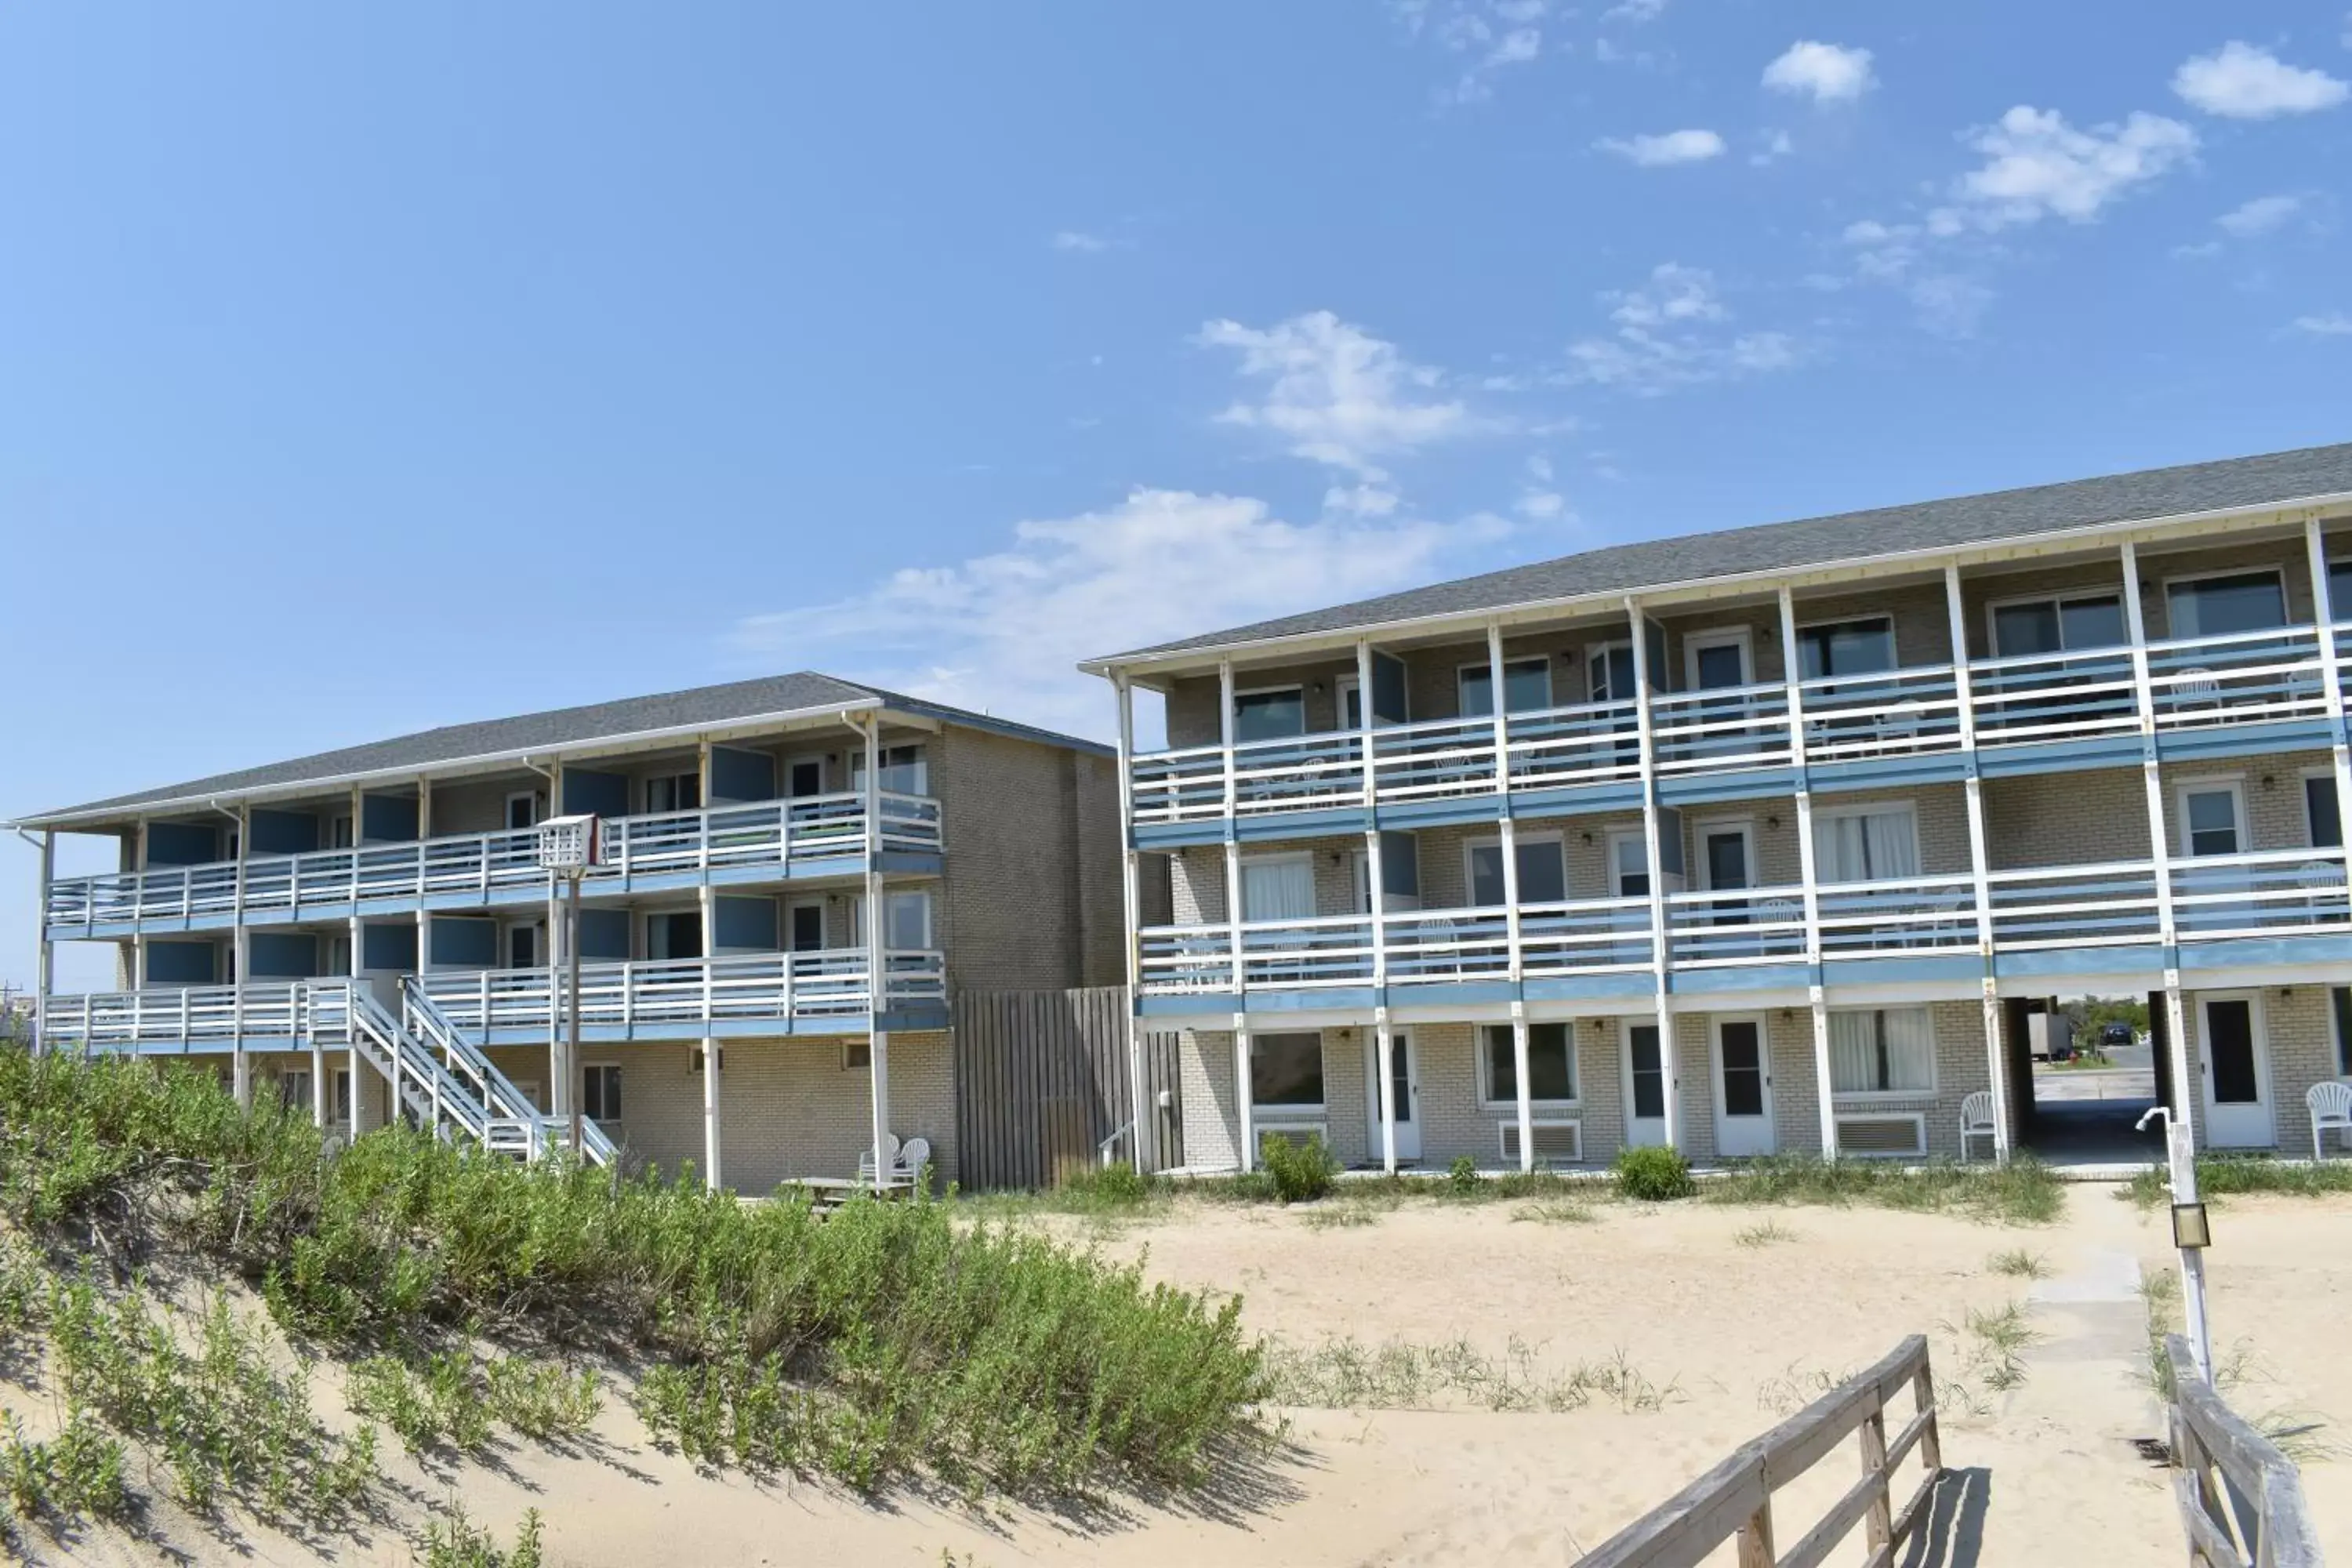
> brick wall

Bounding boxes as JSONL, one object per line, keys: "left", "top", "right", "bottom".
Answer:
{"left": 937, "top": 727, "right": 1122, "bottom": 991}
{"left": 2176, "top": 987, "right": 2347, "bottom": 1156}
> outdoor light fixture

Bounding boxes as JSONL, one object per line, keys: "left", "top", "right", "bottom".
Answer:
{"left": 2171, "top": 1200, "right": 2212, "bottom": 1250}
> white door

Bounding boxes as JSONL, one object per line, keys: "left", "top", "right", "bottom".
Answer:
{"left": 1622, "top": 1020, "right": 1669, "bottom": 1148}
{"left": 1711, "top": 1016, "right": 1775, "bottom": 1157}
{"left": 1363, "top": 1029, "right": 1422, "bottom": 1161}
{"left": 2198, "top": 993, "right": 2274, "bottom": 1149}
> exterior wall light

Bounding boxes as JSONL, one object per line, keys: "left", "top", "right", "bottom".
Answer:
{"left": 2171, "top": 1200, "right": 2212, "bottom": 1250}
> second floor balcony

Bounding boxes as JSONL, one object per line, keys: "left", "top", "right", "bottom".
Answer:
{"left": 45, "top": 791, "right": 942, "bottom": 936}
{"left": 1134, "top": 847, "right": 2352, "bottom": 1010}
{"left": 1128, "top": 621, "right": 2350, "bottom": 840}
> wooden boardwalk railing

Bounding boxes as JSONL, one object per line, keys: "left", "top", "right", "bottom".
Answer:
{"left": 1576, "top": 1335, "right": 1941, "bottom": 1568}
{"left": 2165, "top": 1334, "right": 2325, "bottom": 1567}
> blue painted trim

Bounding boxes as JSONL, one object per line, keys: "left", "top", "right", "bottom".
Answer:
{"left": 1140, "top": 992, "right": 1240, "bottom": 1017}
{"left": 2179, "top": 934, "right": 2352, "bottom": 970}
{"left": 2155, "top": 718, "right": 2335, "bottom": 764}
{"left": 1669, "top": 964, "right": 1811, "bottom": 995}
{"left": 1806, "top": 753, "right": 1970, "bottom": 793}
{"left": 1134, "top": 820, "right": 1231, "bottom": 850}
{"left": 1994, "top": 943, "right": 2165, "bottom": 978}
{"left": 1820, "top": 954, "right": 1979, "bottom": 987}
{"left": 1973, "top": 736, "right": 2145, "bottom": 779}
{"left": 1506, "top": 782, "right": 1646, "bottom": 821}
{"left": 1386, "top": 980, "right": 1516, "bottom": 1009}
{"left": 1235, "top": 807, "right": 1367, "bottom": 842}
{"left": 1657, "top": 767, "right": 1797, "bottom": 807}
{"left": 1246, "top": 986, "right": 1377, "bottom": 1014}
{"left": 1523, "top": 971, "right": 1657, "bottom": 1003}
{"left": 1377, "top": 795, "right": 1503, "bottom": 830}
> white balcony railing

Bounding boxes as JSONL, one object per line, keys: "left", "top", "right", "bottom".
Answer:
{"left": 415, "top": 949, "right": 946, "bottom": 1033}
{"left": 1127, "top": 621, "right": 2352, "bottom": 827}
{"left": 46, "top": 791, "right": 942, "bottom": 931}
{"left": 1134, "top": 849, "right": 2351, "bottom": 998}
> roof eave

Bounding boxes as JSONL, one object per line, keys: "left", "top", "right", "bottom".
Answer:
{"left": 1079, "top": 489, "right": 2352, "bottom": 683}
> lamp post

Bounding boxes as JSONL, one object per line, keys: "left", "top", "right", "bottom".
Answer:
{"left": 2137, "top": 1105, "right": 2213, "bottom": 1378}
{"left": 536, "top": 814, "right": 601, "bottom": 1157}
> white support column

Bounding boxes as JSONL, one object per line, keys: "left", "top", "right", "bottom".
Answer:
{"left": 1625, "top": 596, "right": 1681, "bottom": 1149}
{"left": 231, "top": 804, "right": 252, "bottom": 1109}
{"left": 862, "top": 715, "right": 891, "bottom": 1193}
{"left": 2305, "top": 517, "right": 2352, "bottom": 860}
{"left": 1116, "top": 676, "right": 1149, "bottom": 1174}
{"left": 1358, "top": 640, "right": 1396, "bottom": 1174}
{"left": 348, "top": 911, "right": 367, "bottom": 1133}
{"left": 412, "top": 782, "right": 431, "bottom": 1076}
{"left": 2121, "top": 539, "right": 2195, "bottom": 1147}
{"left": 1218, "top": 658, "right": 1253, "bottom": 1171}
{"left": 699, "top": 873, "right": 720, "bottom": 1192}
{"left": 1780, "top": 586, "right": 1838, "bottom": 1160}
{"left": 33, "top": 830, "right": 54, "bottom": 1057}
{"left": 1486, "top": 622, "right": 1534, "bottom": 1171}
{"left": 545, "top": 869, "right": 566, "bottom": 1122}
{"left": 1944, "top": 564, "right": 2010, "bottom": 1161}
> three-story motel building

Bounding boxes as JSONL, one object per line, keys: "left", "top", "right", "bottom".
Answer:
{"left": 1088, "top": 442, "right": 2352, "bottom": 1174}
{"left": 16, "top": 672, "right": 1124, "bottom": 1190}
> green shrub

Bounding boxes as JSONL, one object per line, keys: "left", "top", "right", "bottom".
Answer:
{"left": 1259, "top": 1134, "right": 1338, "bottom": 1203}
{"left": 419, "top": 1503, "right": 545, "bottom": 1568}
{"left": 0, "top": 1047, "right": 1269, "bottom": 1500}
{"left": 1446, "top": 1156, "right": 1479, "bottom": 1194}
{"left": 1704, "top": 1153, "right": 2061, "bottom": 1224}
{"left": 1614, "top": 1145, "right": 1695, "bottom": 1202}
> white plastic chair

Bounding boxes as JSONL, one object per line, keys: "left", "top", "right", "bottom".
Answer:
{"left": 2308, "top": 1082, "right": 2352, "bottom": 1163}
{"left": 1959, "top": 1091, "right": 1998, "bottom": 1163}
{"left": 2174, "top": 666, "right": 2222, "bottom": 715}
{"left": 2298, "top": 859, "right": 2348, "bottom": 925}
{"left": 855, "top": 1132, "right": 902, "bottom": 1182}
{"left": 899, "top": 1135, "right": 931, "bottom": 1178}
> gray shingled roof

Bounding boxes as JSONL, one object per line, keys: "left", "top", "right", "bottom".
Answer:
{"left": 19, "top": 672, "right": 1107, "bottom": 826}
{"left": 1099, "top": 441, "right": 2352, "bottom": 662}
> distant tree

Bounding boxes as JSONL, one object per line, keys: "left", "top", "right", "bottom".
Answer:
{"left": 2063, "top": 994, "right": 2149, "bottom": 1036}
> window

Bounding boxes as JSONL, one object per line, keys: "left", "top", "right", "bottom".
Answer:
{"left": 583, "top": 1065, "right": 622, "bottom": 1123}
{"left": 329, "top": 814, "right": 354, "bottom": 849}
{"left": 646, "top": 911, "right": 704, "bottom": 961}
{"left": 2167, "top": 572, "right": 2285, "bottom": 640}
{"left": 279, "top": 1071, "right": 312, "bottom": 1112}
{"left": 851, "top": 744, "right": 928, "bottom": 796}
{"left": 505, "top": 792, "right": 542, "bottom": 831}
{"left": 1990, "top": 593, "right": 2126, "bottom": 657}
{"left": 1684, "top": 630, "right": 1751, "bottom": 691}
{"left": 1240, "top": 855, "right": 1316, "bottom": 921}
{"left": 1795, "top": 617, "right": 1895, "bottom": 681}
{"left": 1608, "top": 831, "right": 1650, "bottom": 898}
{"left": 2333, "top": 988, "right": 2352, "bottom": 1076}
{"left": 886, "top": 890, "right": 932, "bottom": 950}
{"left": 844, "top": 1040, "right": 872, "bottom": 1070}
{"left": 1232, "top": 688, "right": 1305, "bottom": 743}
{"left": 1830, "top": 1007, "right": 1934, "bottom": 1094}
{"left": 1250, "top": 1031, "right": 1325, "bottom": 1108}
{"left": 2331, "top": 561, "right": 2352, "bottom": 625}
{"left": 786, "top": 757, "right": 826, "bottom": 797}
{"left": 332, "top": 1069, "right": 353, "bottom": 1123}
{"left": 2180, "top": 786, "right": 2242, "bottom": 858}
{"left": 644, "top": 771, "right": 701, "bottom": 815}
{"left": 1812, "top": 807, "right": 1921, "bottom": 884}
{"left": 1483, "top": 1022, "right": 1576, "bottom": 1104}
{"left": 1467, "top": 837, "right": 1566, "bottom": 906}
{"left": 507, "top": 924, "right": 538, "bottom": 969}
{"left": 789, "top": 901, "right": 827, "bottom": 952}
{"left": 2307, "top": 774, "right": 2342, "bottom": 849}
{"left": 1458, "top": 657, "right": 1553, "bottom": 717}
{"left": 1626, "top": 1022, "right": 1667, "bottom": 1120}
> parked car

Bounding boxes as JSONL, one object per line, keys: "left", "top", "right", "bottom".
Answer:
{"left": 2101, "top": 1022, "right": 2133, "bottom": 1049}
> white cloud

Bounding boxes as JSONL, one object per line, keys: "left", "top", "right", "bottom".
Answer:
{"left": 2172, "top": 42, "right": 2348, "bottom": 118}
{"left": 1906, "top": 274, "right": 1995, "bottom": 339}
{"left": 1597, "top": 129, "right": 1727, "bottom": 165}
{"left": 2216, "top": 193, "right": 2305, "bottom": 236}
{"left": 1938, "top": 106, "right": 2197, "bottom": 230}
{"left": 1762, "top": 42, "right": 1876, "bottom": 104}
{"left": 1051, "top": 230, "right": 1109, "bottom": 253}
{"left": 1399, "top": 1, "right": 1551, "bottom": 103}
{"left": 1751, "top": 129, "right": 1795, "bottom": 165}
{"left": 2295, "top": 311, "right": 2352, "bottom": 336}
{"left": 1602, "top": 0, "right": 1665, "bottom": 22}
{"left": 726, "top": 489, "right": 1513, "bottom": 740}
{"left": 1565, "top": 263, "right": 1804, "bottom": 392}
{"left": 1198, "top": 311, "right": 1477, "bottom": 477}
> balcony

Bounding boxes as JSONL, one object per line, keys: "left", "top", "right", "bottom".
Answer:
{"left": 1127, "top": 622, "right": 2348, "bottom": 838}
{"left": 1134, "top": 848, "right": 2352, "bottom": 1009}
{"left": 45, "top": 792, "right": 942, "bottom": 935}
{"left": 39, "top": 947, "right": 949, "bottom": 1054}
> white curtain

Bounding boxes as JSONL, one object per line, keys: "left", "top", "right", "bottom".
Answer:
{"left": 1830, "top": 1007, "right": 1933, "bottom": 1093}
{"left": 1813, "top": 809, "right": 1921, "bottom": 883}
{"left": 1243, "top": 858, "right": 1316, "bottom": 922}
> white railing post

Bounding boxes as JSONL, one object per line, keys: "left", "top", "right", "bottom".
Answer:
{"left": 1944, "top": 563, "right": 2010, "bottom": 1163}
{"left": 861, "top": 713, "right": 892, "bottom": 1194}
{"left": 1359, "top": 639, "right": 1397, "bottom": 1174}
{"left": 32, "top": 830, "right": 53, "bottom": 1057}
{"left": 1780, "top": 586, "right": 1838, "bottom": 1160}
{"left": 1626, "top": 595, "right": 1681, "bottom": 1151}
{"left": 1116, "top": 673, "right": 1149, "bottom": 1174}
{"left": 1218, "top": 657, "right": 1254, "bottom": 1171}
{"left": 2305, "top": 517, "right": 2352, "bottom": 886}
{"left": 230, "top": 805, "right": 252, "bottom": 1108}
{"left": 1487, "top": 621, "right": 1534, "bottom": 1172}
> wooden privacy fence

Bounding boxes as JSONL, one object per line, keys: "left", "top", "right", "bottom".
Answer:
{"left": 2165, "top": 1334, "right": 2324, "bottom": 1567}
{"left": 953, "top": 987, "right": 1181, "bottom": 1190}
{"left": 1577, "top": 1335, "right": 1941, "bottom": 1568}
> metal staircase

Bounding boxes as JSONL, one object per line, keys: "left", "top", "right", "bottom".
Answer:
{"left": 315, "top": 980, "right": 615, "bottom": 1167}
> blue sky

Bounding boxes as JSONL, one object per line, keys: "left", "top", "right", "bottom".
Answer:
{"left": 3, "top": 2, "right": 2350, "bottom": 989}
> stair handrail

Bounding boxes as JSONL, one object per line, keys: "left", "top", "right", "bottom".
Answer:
{"left": 399, "top": 980, "right": 550, "bottom": 1144}
{"left": 342, "top": 985, "right": 492, "bottom": 1140}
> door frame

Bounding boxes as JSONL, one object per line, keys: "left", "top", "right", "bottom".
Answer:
{"left": 1621, "top": 1017, "right": 1670, "bottom": 1149}
{"left": 1587, "top": 639, "right": 1635, "bottom": 702}
{"left": 1362, "top": 1026, "right": 1422, "bottom": 1161}
{"left": 1692, "top": 817, "right": 1757, "bottom": 892}
{"left": 1710, "top": 1014, "right": 1776, "bottom": 1156}
{"left": 1682, "top": 626, "right": 1755, "bottom": 691}
{"left": 786, "top": 896, "right": 829, "bottom": 953}
{"left": 2198, "top": 990, "right": 2274, "bottom": 1149}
